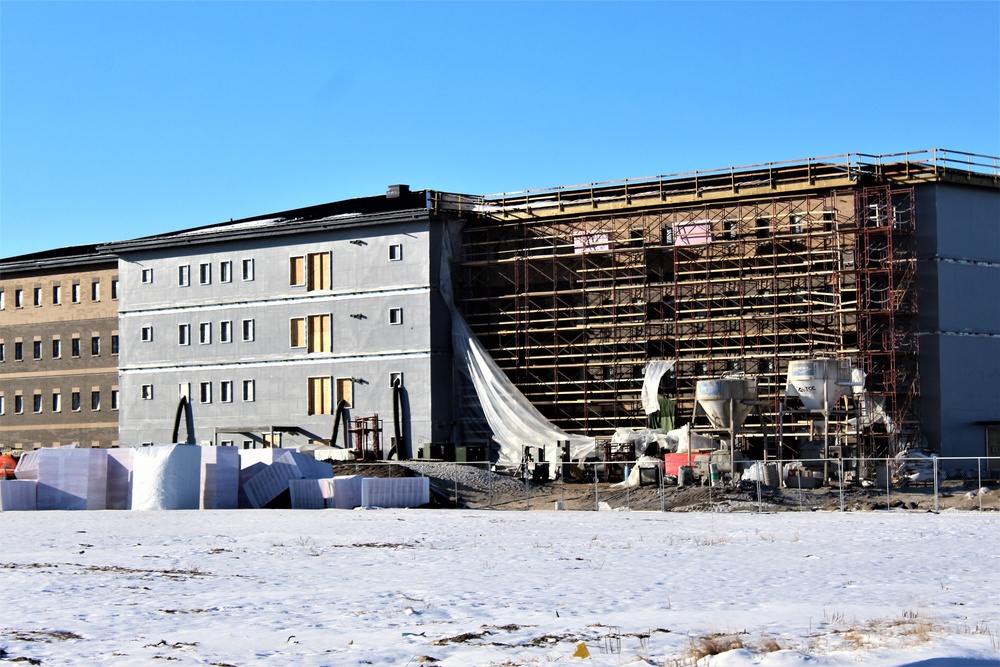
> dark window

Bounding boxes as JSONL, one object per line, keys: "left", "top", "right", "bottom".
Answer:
{"left": 755, "top": 218, "right": 771, "bottom": 240}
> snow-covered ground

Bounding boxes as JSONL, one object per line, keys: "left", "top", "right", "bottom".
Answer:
{"left": 1, "top": 509, "right": 997, "bottom": 667}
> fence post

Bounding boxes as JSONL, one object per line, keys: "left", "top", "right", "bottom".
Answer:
{"left": 839, "top": 458, "right": 845, "bottom": 513}
{"left": 626, "top": 460, "right": 631, "bottom": 511}
{"left": 594, "top": 463, "right": 599, "bottom": 511}
{"left": 524, "top": 471, "right": 529, "bottom": 511}
{"left": 659, "top": 466, "right": 665, "bottom": 512}
{"left": 979, "top": 459, "right": 983, "bottom": 513}
{"left": 932, "top": 455, "right": 939, "bottom": 513}
{"left": 886, "top": 455, "right": 891, "bottom": 511}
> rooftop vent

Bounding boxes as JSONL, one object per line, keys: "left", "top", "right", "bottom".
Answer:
{"left": 387, "top": 184, "right": 410, "bottom": 198}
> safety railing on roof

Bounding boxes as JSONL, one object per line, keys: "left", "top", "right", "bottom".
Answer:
{"left": 460, "top": 149, "right": 998, "bottom": 218}
{"left": 857, "top": 149, "right": 1000, "bottom": 182}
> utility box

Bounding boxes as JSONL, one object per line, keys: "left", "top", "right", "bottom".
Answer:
{"left": 454, "top": 445, "right": 486, "bottom": 463}
{"left": 418, "top": 443, "right": 447, "bottom": 460}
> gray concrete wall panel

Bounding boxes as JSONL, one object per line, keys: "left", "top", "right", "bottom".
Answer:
{"left": 119, "top": 355, "right": 434, "bottom": 450}
{"left": 935, "top": 335, "right": 1000, "bottom": 461}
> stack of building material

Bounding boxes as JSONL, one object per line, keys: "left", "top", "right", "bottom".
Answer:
{"left": 106, "top": 448, "right": 134, "bottom": 510}
{"left": 243, "top": 450, "right": 306, "bottom": 509}
{"left": 238, "top": 448, "right": 298, "bottom": 508}
{"left": 288, "top": 479, "right": 326, "bottom": 509}
{"left": 0, "top": 480, "right": 37, "bottom": 511}
{"left": 131, "top": 444, "right": 202, "bottom": 510}
{"left": 325, "top": 475, "right": 363, "bottom": 509}
{"left": 13, "top": 450, "right": 40, "bottom": 480}
{"left": 37, "top": 447, "right": 108, "bottom": 510}
{"left": 296, "top": 453, "right": 334, "bottom": 480}
{"left": 240, "top": 449, "right": 335, "bottom": 509}
{"left": 201, "top": 446, "right": 239, "bottom": 509}
{"left": 361, "top": 476, "right": 429, "bottom": 509}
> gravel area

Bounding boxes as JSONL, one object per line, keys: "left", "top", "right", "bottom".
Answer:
{"left": 326, "top": 460, "right": 1000, "bottom": 512}
{"left": 398, "top": 461, "right": 526, "bottom": 497}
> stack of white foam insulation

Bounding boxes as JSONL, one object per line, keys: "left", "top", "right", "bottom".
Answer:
{"left": 37, "top": 447, "right": 109, "bottom": 510}
{"left": 1, "top": 445, "right": 430, "bottom": 511}
{"left": 361, "top": 476, "right": 430, "bottom": 509}
{"left": 131, "top": 444, "right": 203, "bottom": 510}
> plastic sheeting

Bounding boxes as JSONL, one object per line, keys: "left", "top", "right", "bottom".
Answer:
{"left": 642, "top": 361, "right": 675, "bottom": 415}
{"left": 664, "top": 424, "right": 715, "bottom": 453}
{"left": 611, "top": 428, "right": 671, "bottom": 457}
{"left": 441, "top": 223, "right": 595, "bottom": 473}
{"left": 131, "top": 445, "right": 202, "bottom": 510}
{"left": 37, "top": 448, "right": 108, "bottom": 511}
{"left": 615, "top": 456, "right": 665, "bottom": 489}
{"left": 361, "top": 477, "right": 429, "bottom": 509}
{"left": 850, "top": 368, "right": 895, "bottom": 433}
{"left": 0, "top": 480, "right": 37, "bottom": 511}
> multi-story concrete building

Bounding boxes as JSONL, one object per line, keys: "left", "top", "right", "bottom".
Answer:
{"left": 456, "top": 150, "right": 1000, "bottom": 468}
{"left": 2, "top": 149, "right": 996, "bottom": 475}
{"left": 105, "top": 188, "right": 464, "bottom": 456}
{"left": 0, "top": 246, "right": 121, "bottom": 451}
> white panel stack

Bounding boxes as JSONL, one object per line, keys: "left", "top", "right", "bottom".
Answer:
{"left": 13, "top": 450, "right": 40, "bottom": 480}
{"left": 243, "top": 449, "right": 304, "bottom": 509}
{"left": 295, "top": 453, "right": 334, "bottom": 480}
{"left": 317, "top": 478, "right": 336, "bottom": 507}
{"left": 289, "top": 479, "right": 326, "bottom": 509}
{"left": 106, "top": 448, "right": 134, "bottom": 510}
{"left": 37, "top": 448, "right": 108, "bottom": 511}
{"left": 131, "top": 445, "right": 202, "bottom": 510}
{"left": 0, "top": 480, "right": 37, "bottom": 511}
{"left": 201, "top": 446, "right": 240, "bottom": 510}
{"left": 238, "top": 448, "right": 292, "bottom": 509}
{"left": 361, "top": 477, "right": 430, "bottom": 509}
{"left": 328, "top": 475, "right": 363, "bottom": 509}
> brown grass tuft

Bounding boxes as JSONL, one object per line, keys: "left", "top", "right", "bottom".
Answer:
{"left": 687, "top": 632, "right": 746, "bottom": 661}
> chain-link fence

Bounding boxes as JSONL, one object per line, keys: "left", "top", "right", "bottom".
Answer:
{"left": 326, "top": 456, "right": 999, "bottom": 513}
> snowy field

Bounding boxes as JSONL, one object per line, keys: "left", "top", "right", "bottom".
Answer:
{"left": 1, "top": 510, "right": 998, "bottom": 667}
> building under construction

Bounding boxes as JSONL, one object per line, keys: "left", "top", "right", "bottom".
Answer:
{"left": 453, "top": 150, "right": 999, "bottom": 466}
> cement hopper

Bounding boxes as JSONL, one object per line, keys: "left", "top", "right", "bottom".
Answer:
{"left": 695, "top": 376, "right": 758, "bottom": 430}
{"left": 784, "top": 359, "right": 855, "bottom": 413}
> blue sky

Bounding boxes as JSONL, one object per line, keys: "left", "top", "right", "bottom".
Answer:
{"left": 2, "top": 1, "right": 998, "bottom": 258}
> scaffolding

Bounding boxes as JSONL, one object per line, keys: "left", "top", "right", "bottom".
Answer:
{"left": 453, "top": 152, "right": 995, "bottom": 459}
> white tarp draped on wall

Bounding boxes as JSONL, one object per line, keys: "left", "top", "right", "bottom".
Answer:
{"left": 642, "top": 360, "right": 676, "bottom": 415}
{"left": 442, "top": 223, "right": 596, "bottom": 472}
